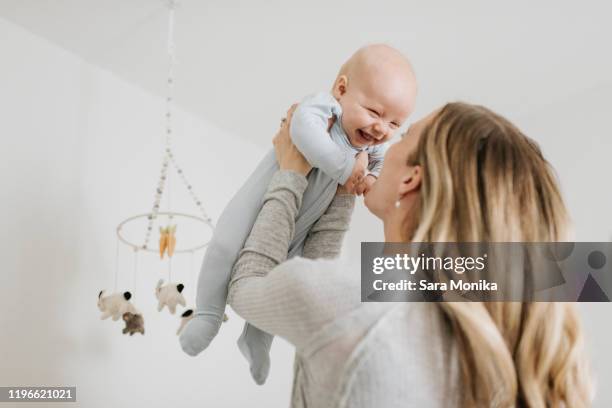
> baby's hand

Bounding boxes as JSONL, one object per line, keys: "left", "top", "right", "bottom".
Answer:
{"left": 355, "top": 174, "right": 377, "bottom": 196}
{"left": 343, "top": 152, "right": 368, "bottom": 194}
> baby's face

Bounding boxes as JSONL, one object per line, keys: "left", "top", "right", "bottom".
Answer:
{"left": 338, "top": 73, "right": 415, "bottom": 149}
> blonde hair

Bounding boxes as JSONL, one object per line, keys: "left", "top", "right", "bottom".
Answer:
{"left": 405, "top": 102, "right": 593, "bottom": 407}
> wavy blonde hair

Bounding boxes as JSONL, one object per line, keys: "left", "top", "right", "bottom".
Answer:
{"left": 405, "top": 102, "right": 593, "bottom": 407}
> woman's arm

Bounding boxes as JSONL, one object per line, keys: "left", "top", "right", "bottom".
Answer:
{"left": 229, "top": 170, "right": 306, "bottom": 287}
{"left": 302, "top": 192, "right": 356, "bottom": 260}
{"left": 228, "top": 107, "right": 357, "bottom": 349}
{"left": 228, "top": 173, "right": 358, "bottom": 349}
{"left": 227, "top": 170, "right": 328, "bottom": 348}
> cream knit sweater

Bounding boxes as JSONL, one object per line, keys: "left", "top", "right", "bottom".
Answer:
{"left": 228, "top": 170, "right": 460, "bottom": 408}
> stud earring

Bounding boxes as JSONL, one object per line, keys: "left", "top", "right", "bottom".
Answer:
{"left": 395, "top": 200, "right": 401, "bottom": 209}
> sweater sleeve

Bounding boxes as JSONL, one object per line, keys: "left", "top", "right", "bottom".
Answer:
{"left": 302, "top": 193, "right": 355, "bottom": 260}
{"left": 227, "top": 170, "right": 356, "bottom": 349}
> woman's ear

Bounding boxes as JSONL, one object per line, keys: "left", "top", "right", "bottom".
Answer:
{"left": 332, "top": 75, "right": 348, "bottom": 99}
{"left": 398, "top": 165, "right": 422, "bottom": 197}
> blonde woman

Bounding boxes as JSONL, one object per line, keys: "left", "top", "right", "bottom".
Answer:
{"left": 227, "top": 102, "right": 593, "bottom": 407}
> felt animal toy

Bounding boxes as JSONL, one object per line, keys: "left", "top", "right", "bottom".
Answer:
{"left": 159, "top": 225, "right": 177, "bottom": 259}
{"left": 122, "top": 312, "right": 145, "bottom": 336}
{"left": 176, "top": 308, "right": 228, "bottom": 335}
{"left": 155, "top": 278, "right": 186, "bottom": 314}
{"left": 98, "top": 290, "right": 138, "bottom": 321}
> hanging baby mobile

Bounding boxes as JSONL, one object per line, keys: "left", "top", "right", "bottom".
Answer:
{"left": 97, "top": 0, "right": 220, "bottom": 337}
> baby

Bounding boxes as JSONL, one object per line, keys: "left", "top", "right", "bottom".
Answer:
{"left": 179, "top": 44, "right": 417, "bottom": 384}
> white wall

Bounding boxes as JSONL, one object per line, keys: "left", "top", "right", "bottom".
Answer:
{"left": 0, "top": 17, "right": 295, "bottom": 408}
{"left": 1, "top": 13, "right": 611, "bottom": 408}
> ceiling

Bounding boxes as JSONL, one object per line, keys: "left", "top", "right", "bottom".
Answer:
{"left": 1, "top": 0, "right": 610, "bottom": 146}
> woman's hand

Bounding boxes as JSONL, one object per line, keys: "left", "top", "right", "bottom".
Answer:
{"left": 336, "top": 183, "right": 352, "bottom": 196}
{"left": 273, "top": 104, "right": 312, "bottom": 176}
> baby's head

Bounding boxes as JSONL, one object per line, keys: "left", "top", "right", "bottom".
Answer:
{"left": 332, "top": 44, "right": 417, "bottom": 148}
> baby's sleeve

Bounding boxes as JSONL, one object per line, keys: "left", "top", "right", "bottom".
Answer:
{"left": 367, "top": 142, "right": 389, "bottom": 178}
{"left": 290, "top": 93, "right": 355, "bottom": 185}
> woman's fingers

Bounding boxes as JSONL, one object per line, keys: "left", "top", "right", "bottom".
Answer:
{"left": 336, "top": 183, "right": 350, "bottom": 195}
{"left": 273, "top": 127, "right": 285, "bottom": 157}
{"left": 272, "top": 103, "right": 312, "bottom": 176}
{"left": 287, "top": 104, "right": 298, "bottom": 122}
{"left": 344, "top": 179, "right": 357, "bottom": 195}
{"left": 274, "top": 112, "right": 292, "bottom": 149}
{"left": 278, "top": 104, "right": 298, "bottom": 130}
{"left": 355, "top": 181, "right": 366, "bottom": 196}
{"left": 282, "top": 104, "right": 298, "bottom": 130}
{"left": 275, "top": 103, "right": 299, "bottom": 150}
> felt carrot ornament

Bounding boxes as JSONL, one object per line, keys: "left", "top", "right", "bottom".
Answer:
{"left": 159, "top": 226, "right": 169, "bottom": 259}
{"left": 158, "top": 225, "right": 177, "bottom": 259}
{"left": 167, "top": 225, "right": 177, "bottom": 257}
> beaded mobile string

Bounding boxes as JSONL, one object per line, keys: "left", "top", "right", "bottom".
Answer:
{"left": 98, "top": 0, "right": 215, "bottom": 336}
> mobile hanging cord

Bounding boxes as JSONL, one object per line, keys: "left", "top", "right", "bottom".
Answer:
{"left": 103, "top": 0, "right": 215, "bottom": 337}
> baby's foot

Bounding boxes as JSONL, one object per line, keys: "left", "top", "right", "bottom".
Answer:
{"left": 179, "top": 314, "right": 222, "bottom": 356}
{"left": 237, "top": 323, "right": 273, "bottom": 385}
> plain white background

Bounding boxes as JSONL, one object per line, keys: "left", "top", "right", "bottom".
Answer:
{"left": 1, "top": 1, "right": 611, "bottom": 406}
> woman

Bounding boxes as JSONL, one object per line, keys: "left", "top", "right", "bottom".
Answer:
{"left": 228, "top": 102, "right": 593, "bottom": 407}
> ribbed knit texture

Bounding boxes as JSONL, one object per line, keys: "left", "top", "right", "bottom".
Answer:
{"left": 228, "top": 170, "right": 460, "bottom": 407}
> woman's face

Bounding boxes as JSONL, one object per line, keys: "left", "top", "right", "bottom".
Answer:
{"left": 364, "top": 109, "right": 437, "bottom": 221}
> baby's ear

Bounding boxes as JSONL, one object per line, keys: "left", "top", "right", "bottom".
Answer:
{"left": 332, "top": 75, "right": 348, "bottom": 99}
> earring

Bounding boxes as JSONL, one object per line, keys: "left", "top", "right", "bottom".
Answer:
{"left": 395, "top": 200, "right": 401, "bottom": 209}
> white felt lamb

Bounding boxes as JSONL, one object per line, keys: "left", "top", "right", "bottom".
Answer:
{"left": 155, "top": 279, "right": 186, "bottom": 314}
{"left": 98, "top": 290, "right": 138, "bottom": 321}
